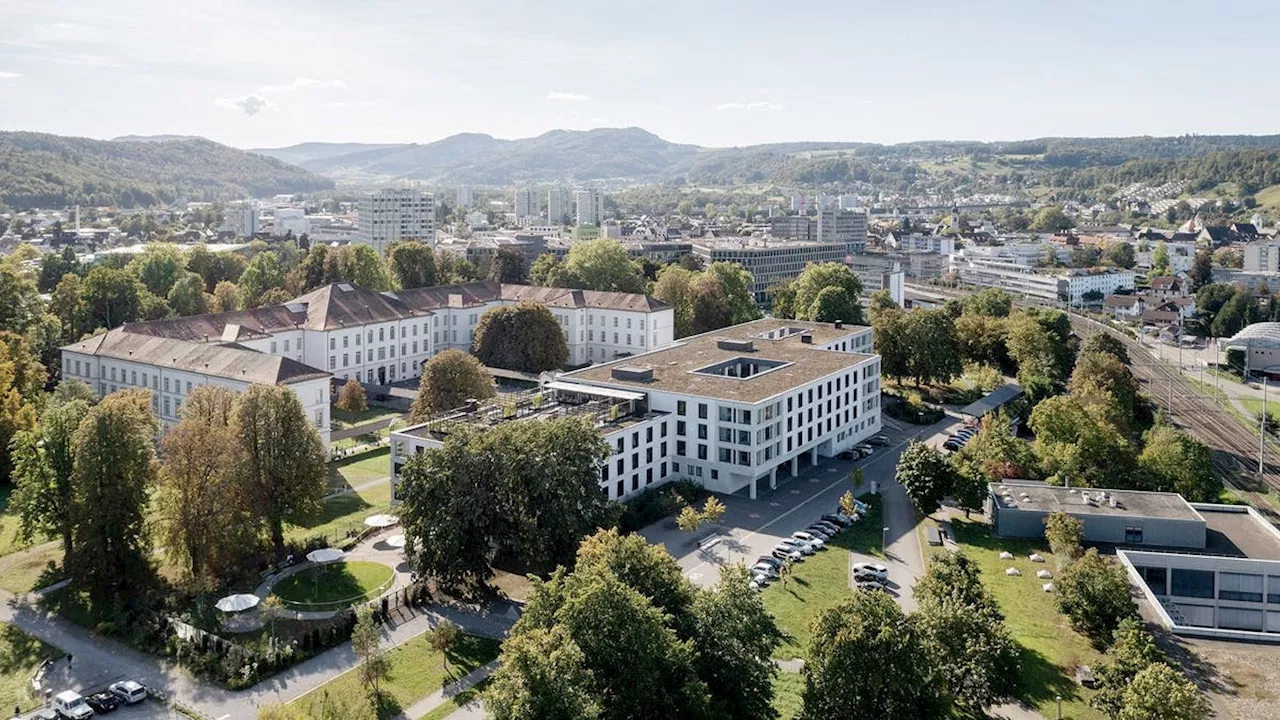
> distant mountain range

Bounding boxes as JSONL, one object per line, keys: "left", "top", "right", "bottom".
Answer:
{"left": 248, "top": 128, "right": 1280, "bottom": 194}
{"left": 0, "top": 132, "right": 335, "bottom": 210}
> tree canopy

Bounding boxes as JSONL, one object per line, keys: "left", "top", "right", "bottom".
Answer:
{"left": 411, "top": 349, "right": 495, "bottom": 421}
{"left": 472, "top": 301, "right": 569, "bottom": 373}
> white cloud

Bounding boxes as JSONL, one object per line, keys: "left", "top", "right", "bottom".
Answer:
{"left": 714, "top": 101, "right": 784, "bottom": 112}
{"left": 0, "top": 71, "right": 21, "bottom": 79}
{"left": 217, "top": 95, "right": 269, "bottom": 116}
{"left": 546, "top": 91, "right": 589, "bottom": 102}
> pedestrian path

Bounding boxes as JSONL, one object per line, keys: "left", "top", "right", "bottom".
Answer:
{"left": 394, "top": 660, "right": 499, "bottom": 720}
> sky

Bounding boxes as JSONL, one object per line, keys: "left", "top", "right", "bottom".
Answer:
{"left": 1, "top": 0, "right": 1278, "bottom": 150}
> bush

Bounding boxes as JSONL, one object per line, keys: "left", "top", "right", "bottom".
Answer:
{"left": 618, "top": 479, "right": 704, "bottom": 532}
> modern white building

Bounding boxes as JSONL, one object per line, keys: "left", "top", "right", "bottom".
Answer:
{"left": 221, "top": 202, "right": 260, "bottom": 238}
{"left": 1244, "top": 242, "right": 1280, "bottom": 273}
{"left": 574, "top": 189, "right": 603, "bottom": 227}
{"left": 456, "top": 186, "right": 474, "bottom": 208}
{"left": 274, "top": 207, "right": 309, "bottom": 237}
{"left": 951, "top": 255, "right": 1135, "bottom": 304}
{"left": 547, "top": 188, "right": 572, "bottom": 225}
{"left": 357, "top": 188, "right": 436, "bottom": 253}
{"left": 391, "top": 318, "right": 881, "bottom": 503}
{"left": 817, "top": 208, "right": 868, "bottom": 255}
{"left": 514, "top": 188, "right": 539, "bottom": 224}
{"left": 886, "top": 232, "right": 956, "bottom": 255}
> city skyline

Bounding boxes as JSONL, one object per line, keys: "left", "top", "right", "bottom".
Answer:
{"left": 2, "top": 0, "right": 1278, "bottom": 149}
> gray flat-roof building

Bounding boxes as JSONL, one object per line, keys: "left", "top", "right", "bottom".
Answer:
{"left": 988, "top": 481, "right": 1207, "bottom": 549}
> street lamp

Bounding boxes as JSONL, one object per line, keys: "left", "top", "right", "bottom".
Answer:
{"left": 882, "top": 526, "right": 889, "bottom": 552}
{"left": 1056, "top": 695, "right": 1062, "bottom": 720}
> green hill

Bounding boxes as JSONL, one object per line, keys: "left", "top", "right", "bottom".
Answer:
{"left": 0, "top": 131, "right": 334, "bottom": 210}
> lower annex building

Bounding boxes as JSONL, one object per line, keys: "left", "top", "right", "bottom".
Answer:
{"left": 391, "top": 318, "right": 882, "bottom": 503}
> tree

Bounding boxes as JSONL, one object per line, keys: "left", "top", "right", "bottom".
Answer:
{"left": 157, "top": 387, "right": 255, "bottom": 580}
{"left": 82, "top": 266, "right": 143, "bottom": 329}
{"left": 1210, "top": 289, "right": 1259, "bottom": 338}
{"left": 472, "top": 301, "right": 569, "bottom": 373}
{"left": 238, "top": 251, "right": 286, "bottom": 308}
{"left": 487, "top": 627, "right": 602, "bottom": 720}
{"left": 690, "top": 274, "right": 732, "bottom": 335}
{"left": 808, "top": 286, "right": 860, "bottom": 324}
{"left": 950, "top": 464, "right": 988, "bottom": 519}
{"left": 962, "top": 287, "right": 1013, "bottom": 318}
{"left": 0, "top": 339, "right": 39, "bottom": 484}
{"left": 1081, "top": 332, "right": 1130, "bottom": 364}
{"left": 1091, "top": 619, "right": 1172, "bottom": 719}
{"left": 335, "top": 378, "right": 368, "bottom": 413}
{"left": 895, "top": 441, "right": 955, "bottom": 516}
{"left": 676, "top": 505, "right": 702, "bottom": 533}
{"left": 872, "top": 306, "right": 911, "bottom": 382}
{"left": 953, "top": 412, "right": 1038, "bottom": 483}
{"left": 1189, "top": 250, "right": 1213, "bottom": 290}
{"left": 0, "top": 264, "right": 42, "bottom": 336}
{"left": 411, "top": 349, "right": 495, "bottom": 421}
{"left": 692, "top": 566, "right": 784, "bottom": 720}
{"left": 1030, "top": 394, "right": 1136, "bottom": 489}
{"left": 296, "top": 244, "right": 335, "bottom": 292}
{"left": 387, "top": 241, "right": 438, "bottom": 289}
{"left": 1103, "top": 242, "right": 1137, "bottom": 269}
{"left": 49, "top": 273, "right": 88, "bottom": 344}
{"left": 1030, "top": 206, "right": 1073, "bottom": 232}
{"left": 563, "top": 240, "right": 646, "bottom": 293}
{"left": 571, "top": 529, "right": 697, "bottom": 635}
{"left": 1149, "top": 241, "right": 1171, "bottom": 278}
{"left": 129, "top": 243, "right": 185, "bottom": 297}
{"left": 490, "top": 247, "right": 528, "bottom": 284}
{"left": 903, "top": 309, "right": 963, "bottom": 385}
{"left": 792, "top": 263, "right": 864, "bottom": 324}
{"left": 10, "top": 396, "right": 89, "bottom": 561}
{"left": 653, "top": 266, "right": 696, "bottom": 338}
{"left": 1118, "top": 664, "right": 1211, "bottom": 720}
{"left": 1069, "top": 350, "right": 1140, "bottom": 426}
{"left": 335, "top": 244, "right": 393, "bottom": 291}
{"left": 1055, "top": 548, "right": 1137, "bottom": 647}
{"left": 67, "top": 389, "right": 158, "bottom": 604}
{"left": 234, "top": 384, "right": 327, "bottom": 558}
{"left": 211, "top": 281, "right": 241, "bottom": 312}
{"left": 424, "top": 619, "right": 461, "bottom": 673}
{"left": 802, "top": 591, "right": 946, "bottom": 719}
{"left": 1137, "top": 424, "right": 1218, "bottom": 502}
{"left": 166, "top": 271, "right": 208, "bottom": 317}
{"left": 704, "top": 262, "right": 762, "bottom": 325}
{"left": 352, "top": 605, "right": 390, "bottom": 706}
{"left": 1044, "top": 511, "right": 1084, "bottom": 565}
{"left": 529, "top": 253, "right": 565, "bottom": 287}
{"left": 1071, "top": 245, "right": 1102, "bottom": 268}
{"left": 768, "top": 280, "right": 797, "bottom": 319}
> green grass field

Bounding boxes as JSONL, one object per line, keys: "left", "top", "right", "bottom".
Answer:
{"left": 418, "top": 679, "right": 489, "bottom": 720}
{"left": 271, "top": 560, "right": 394, "bottom": 608}
{"left": 947, "top": 518, "right": 1104, "bottom": 720}
{"left": 331, "top": 406, "right": 404, "bottom": 431}
{"left": 1253, "top": 184, "right": 1280, "bottom": 215}
{"left": 759, "top": 497, "right": 883, "bottom": 659}
{"left": 292, "top": 633, "right": 499, "bottom": 720}
{"left": 285, "top": 480, "right": 392, "bottom": 548}
{"left": 0, "top": 486, "right": 50, "bottom": 560}
{"left": 770, "top": 671, "right": 805, "bottom": 719}
{"left": 0, "top": 622, "right": 61, "bottom": 713}
{"left": 328, "top": 448, "right": 391, "bottom": 492}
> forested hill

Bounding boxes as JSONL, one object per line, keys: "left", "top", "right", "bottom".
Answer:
{"left": 0, "top": 131, "right": 335, "bottom": 210}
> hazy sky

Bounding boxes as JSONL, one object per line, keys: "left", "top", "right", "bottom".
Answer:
{"left": 1, "top": 0, "right": 1276, "bottom": 149}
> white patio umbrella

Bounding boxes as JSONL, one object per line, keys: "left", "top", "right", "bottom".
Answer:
{"left": 386, "top": 534, "right": 406, "bottom": 549}
{"left": 307, "top": 547, "right": 345, "bottom": 563}
{"left": 365, "top": 514, "right": 399, "bottom": 529}
{"left": 215, "top": 594, "right": 260, "bottom": 613}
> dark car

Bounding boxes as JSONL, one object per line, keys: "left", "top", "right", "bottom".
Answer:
{"left": 87, "top": 691, "right": 121, "bottom": 713}
{"left": 838, "top": 450, "right": 858, "bottom": 460}
{"left": 869, "top": 435, "right": 890, "bottom": 446}
{"left": 822, "top": 513, "right": 852, "bottom": 527}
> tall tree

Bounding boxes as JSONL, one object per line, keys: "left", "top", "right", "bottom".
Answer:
{"left": 802, "top": 591, "right": 946, "bottom": 719}
{"left": 0, "top": 336, "right": 39, "bottom": 483}
{"left": 1030, "top": 394, "right": 1136, "bottom": 488}
{"left": 68, "top": 389, "right": 158, "bottom": 604}
{"left": 472, "top": 301, "right": 569, "bottom": 372}
{"left": 81, "top": 266, "right": 144, "bottom": 329}
{"left": 768, "top": 279, "right": 797, "bottom": 320}
{"left": 691, "top": 566, "right": 784, "bottom": 720}
{"left": 296, "top": 244, "right": 336, "bottom": 292}
{"left": 704, "top": 262, "right": 762, "bottom": 324}
{"left": 410, "top": 349, "right": 495, "bottom": 421}
{"left": 962, "top": 287, "right": 1013, "bottom": 318}
{"left": 903, "top": 309, "right": 963, "bottom": 385}
{"left": 335, "top": 377, "right": 368, "bottom": 413}
{"left": 1103, "top": 242, "right": 1137, "bottom": 269}
{"left": 563, "top": 240, "right": 646, "bottom": 293}
{"left": 1091, "top": 619, "right": 1172, "bottom": 720}
{"left": 128, "top": 243, "right": 185, "bottom": 297}
{"left": 895, "top": 441, "right": 955, "bottom": 516}
{"left": 10, "top": 395, "right": 89, "bottom": 560}
{"left": 1043, "top": 510, "right": 1085, "bottom": 565}
{"left": 487, "top": 627, "right": 602, "bottom": 720}
{"left": 791, "top": 263, "right": 863, "bottom": 324}
{"left": 489, "top": 247, "right": 528, "bottom": 284}
{"left": 234, "top": 384, "right": 327, "bottom": 558}
{"left": 1055, "top": 548, "right": 1137, "bottom": 648}
{"left": 37, "top": 247, "right": 81, "bottom": 293}
{"left": 336, "top": 244, "right": 393, "bottom": 291}
{"left": 211, "top": 281, "right": 241, "bottom": 312}
{"left": 352, "top": 605, "right": 390, "bottom": 707}
{"left": 1189, "top": 249, "right": 1213, "bottom": 290}
{"left": 1069, "top": 349, "right": 1140, "bottom": 427}
{"left": 49, "top": 273, "right": 88, "bottom": 344}
{"left": 807, "top": 286, "right": 860, "bottom": 324}
{"left": 1137, "top": 424, "right": 1218, "bottom": 502}
{"left": 166, "top": 271, "right": 209, "bottom": 317}
{"left": 157, "top": 387, "right": 254, "bottom": 580}
{"left": 652, "top": 266, "right": 696, "bottom": 338}
{"left": 690, "top": 274, "right": 732, "bottom": 335}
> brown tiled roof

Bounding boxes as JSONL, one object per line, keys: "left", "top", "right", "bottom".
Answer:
{"left": 63, "top": 330, "right": 330, "bottom": 385}
{"left": 1104, "top": 295, "right": 1142, "bottom": 309}
{"left": 122, "top": 305, "right": 307, "bottom": 342}
{"left": 290, "top": 283, "right": 428, "bottom": 330}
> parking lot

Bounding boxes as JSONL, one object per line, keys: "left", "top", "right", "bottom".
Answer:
{"left": 17, "top": 700, "right": 192, "bottom": 720}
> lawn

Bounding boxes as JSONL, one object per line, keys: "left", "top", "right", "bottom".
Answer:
{"left": 292, "top": 632, "right": 500, "bottom": 720}
{"left": 759, "top": 497, "right": 883, "bottom": 659}
{"left": 770, "top": 671, "right": 805, "bottom": 719}
{"left": 0, "top": 485, "right": 49, "bottom": 559}
{"left": 0, "top": 621, "right": 62, "bottom": 713}
{"left": 0, "top": 543, "right": 63, "bottom": 595}
{"left": 418, "top": 679, "right": 489, "bottom": 720}
{"left": 284, "top": 481, "right": 392, "bottom": 548}
{"left": 331, "top": 406, "right": 404, "bottom": 431}
{"left": 272, "top": 560, "right": 395, "bottom": 609}
{"left": 947, "top": 517, "right": 1105, "bottom": 720}
{"left": 328, "top": 448, "right": 391, "bottom": 492}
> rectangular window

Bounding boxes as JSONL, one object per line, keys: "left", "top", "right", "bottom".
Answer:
{"left": 631, "top": 453, "right": 639, "bottom": 470}
{"left": 330, "top": 338, "right": 336, "bottom": 350}
{"left": 677, "top": 441, "right": 687, "bottom": 456}
{"left": 646, "top": 427, "right": 653, "bottom": 442}
{"left": 697, "top": 424, "right": 707, "bottom": 440}
{"left": 661, "top": 422, "right": 668, "bottom": 438}
{"left": 284, "top": 339, "right": 290, "bottom": 352}
{"left": 632, "top": 432, "right": 640, "bottom": 449}
{"left": 719, "top": 427, "right": 732, "bottom": 442}
{"left": 677, "top": 421, "right": 686, "bottom": 436}
{"left": 1124, "top": 526, "right": 1143, "bottom": 544}
{"left": 677, "top": 401, "right": 687, "bottom": 416}
{"left": 270, "top": 341, "right": 277, "bottom": 354}
{"left": 698, "top": 403, "right": 708, "bottom": 419}
{"left": 1219, "top": 572, "right": 1264, "bottom": 603}
{"left": 1170, "top": 569, "right": 1215, "bottom": 599}
{"left": 661, "top": 462, "right": 668, "bottom": 478}
{"left": 697, "top": 444, "right": 707, "bottom": 460}
{"left": 719, "top": 407, "right": 733, "bottom": 422}
{"left": 719, "top": 447, "right": 732, "bottom": 462}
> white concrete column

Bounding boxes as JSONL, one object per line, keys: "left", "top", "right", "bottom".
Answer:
{"left": 790, "top": 456, "right": 799, "bottom": 477}
{"left": 810, "top": 447, "right": 819, "bottom": 466}
{"left": 770, "top": 467, "right": 777, "bottom": 490}
{"left": 749, "top": 476, "right": 757, "bottom": 500}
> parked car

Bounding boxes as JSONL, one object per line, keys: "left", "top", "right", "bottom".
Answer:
{"left": 838, "top": 450, "right": 858, "bottom": 460}
{"left": 52, "top": 691, "right": 93, "bottom": 720}
{"left": 792, "top": 531, "right": 826, "bottom": 550}
{"left": 86, "top": 691, "right": 120, "bottom": 714}
{"left": 751, "top": 562, "right": 780, "bottom": 579}
{"left": 756, "top": 555, "right": 784, "bottom": 570}
{"left": 869, "top": 435, "right": 890, "bottom": 446}
{"left": 853, "top": 569, "right": 886, "bottom": 583}
{"left": 855, "top": 579, "right": 887, "bottom": 592}
{"left": 852, "top": 562, "right": 888, "bottom": 578}
{"left": 108, "top": 681, "right": 147, "bottom": 705}
{"left": 750, "top": 573, "right": 772, "bottom": 588}
{"left": 854, "top": 443, "right": 874, "bottom": 455}
{"left": 772, "top": 544, "right": 803, "bottom": 561}
{"left": 779, "top": 538, "right": 816, "bottom": 556}
{"left": 811, "top": 520, "right": 842, "bottom": 536}
{"left": 821, "top": 513, "right": 852, "bottom": 527}
{"left": 942, "top": 441, "right": 961, "bottom": 453}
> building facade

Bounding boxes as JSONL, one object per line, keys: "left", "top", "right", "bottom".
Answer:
{"left": 574, "top": 189, "right": 603, "bottom": 227}
{"left": 221, "top": 202, "right": 260, "bottom": 238}
{"left": 691, "top": 238, "right": 848, "bottom": 304}
{"left": 951, "top": 256, "right": 1135, "bottom": 304}
{"left": 547, "top": 188, "right": 572, "bottom": 224}
{"left": 817, "top": 208, "right": 868, "bottom": 255}
{"left": 357, "top": 188, "right": 436, "bottom": 253}
{"left": 391, "top": 318, "right": 882, "bottom": 503}
{"left": 456, "top": 186, "right": 474, "bottom": 208}
{"left": 514, "top": 188, "right": 539, "bottom": 224}
{"left": 274, "top": 207, "right": 309, "bottom": 237}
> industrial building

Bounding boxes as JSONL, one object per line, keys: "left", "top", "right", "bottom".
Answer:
{"left": 988, "top": 481, "right": 1207, "bottom": 549}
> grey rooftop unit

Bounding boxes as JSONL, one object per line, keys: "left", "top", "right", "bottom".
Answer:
{"left": 611, "top": 366, "right": 654, "bottom": 382}
{"left": 716, "top": 338, "right": 755, "bottom": 352}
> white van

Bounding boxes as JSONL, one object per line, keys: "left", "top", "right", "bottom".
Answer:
{"left": 52, "top": 690, "right": 93, "bottom": 719}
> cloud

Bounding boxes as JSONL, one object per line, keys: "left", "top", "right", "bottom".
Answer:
{"left": 0, "top": 71, "right": 20, "bottom": 79}
{"left": 218, "top": 95, "right": 269, "bottom": 116}
{"left": 714, "top": 101, "right": 784, "bottom": 112}
{"left": 546, "top": 91, "right": 589, "bottom": 102}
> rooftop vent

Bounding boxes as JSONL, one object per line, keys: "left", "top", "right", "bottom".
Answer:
{"left": 611, "top": 366, "right": 654, "bottom": 383}
{"left": 338, "top": 283, "right": 354, "bottom": 292}
{"left": 835, "top": 320, "right": 844, "bottom": 329}
{"left": 800, "top": 333, "right": 813, "bottom": 344}
{"left": 716, "top": 338, "right": 755, "bottom": 352}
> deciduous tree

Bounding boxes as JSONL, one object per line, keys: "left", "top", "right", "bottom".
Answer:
{"left": 1054, "top": 548, "right": 1137, "bottom": 648}
{"left": 704, "top": 262, "right": 762, "bottom": 325}
{"left": 487, "top": 626, "right": 602, "bottom": 720}
{"left": 1137, "top": 424, "right": 1218, "bottom": 502}
{"left": 792, "top": 263, "right": 864, "bottom": 324}
{"left": 10, "top": 395, "right": 89, "bottom": 560}
{"left": 895, "top": 441, "right": 955, "bottom": 516}
{"left": 472, "top": 301, "right": 569, "bottom": 373}
{"left": 166, "top": 272, "right": 209, "bottom": 317}
{"left": 653, "top": 266, "right": 696, "bottom": 338}
{"left": 352, "top": 605, "right": 390, "bottom": 706}
{"left": 563, "top": 240, "right": 646, "bottom": 293}
{"left": 211, "top": 281, "right": 241, "bottom": 313}
{"left": 1118, "top": 663, "right": 1211, "bottom": 720}
{"left": 410, "top": 349, "right": 495, "bottom": 421}
{"left": 335, "top": 378, "right": 368, "bottom": 413}
{"left": 692, "top": 566, "right": 784, "bottom": 720}
{"left": 489, "top": 247, "right": 528, "bottom": 284}
{"left": 1091, "top": 619, "right": 1171, "bottom": 719}
{"left": 238, "top": 251, "right": 286, "bottom": 308}
{"left": 387, "top": 241, "right": 438, "bottom": 289}
{"left": 82, "top": 266, "right": 143, "bottom": 328}
{"left": 1044, "top": 510, "right": 1084, "bottom": 565}
{"left": 690, "top": 274, "right": 732, "bottom": 335}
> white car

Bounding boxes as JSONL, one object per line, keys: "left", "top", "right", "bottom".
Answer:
{"left": 772, "top": 544, "right": 803, "bottom": 561}
{"left": 852, "top": 562, "right": 888, "bottom": 579}
{"left": 751, "top": 562, "right": 780, "bottom": 579}
{"left": 792, "top": 531, "right": 826, "bottom": 550}
{"left": 53, "top": 691, "right": 93, "bottom": 720}
{"left": 779, "top": 538, "right": 816, "bottom": 556}
{"left": 110, "top": 679, "right": 148, "bottom": 705}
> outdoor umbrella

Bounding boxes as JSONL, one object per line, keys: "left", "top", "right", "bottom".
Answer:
{"left": 364, "top": 514, "right": 399, "bottom": 528}
{"left": 307, "top": 548, "right": 345, "bottom": 563}
{"left": 215, "top": 594, "right": 260, "bottom": 613}
{"left": 386, "top": 534, "right": 406, "bottom": 548}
